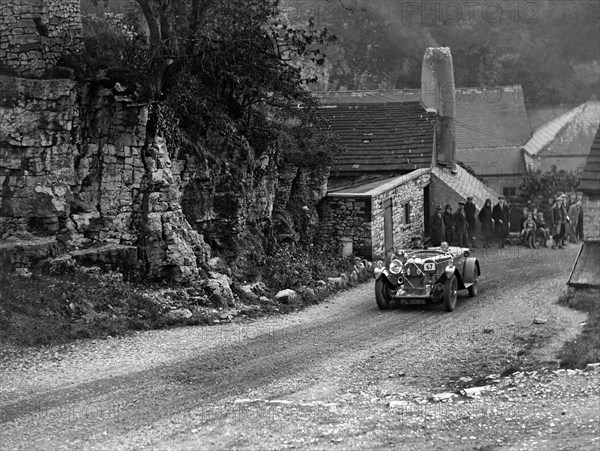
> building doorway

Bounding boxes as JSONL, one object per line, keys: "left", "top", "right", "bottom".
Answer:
{"left": 423, "top": 184, "right": 430, "bottom": 240}
{"left": 383, "top": 198, "right": 393, "bottom": 254}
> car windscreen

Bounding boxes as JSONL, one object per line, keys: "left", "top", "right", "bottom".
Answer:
{"left": 409, "top": 251, "right": 448, "bottom": 259}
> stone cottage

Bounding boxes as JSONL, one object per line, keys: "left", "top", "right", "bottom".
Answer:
{"left": 319, "top": 169, "right": 430, "bottom": 259}
{"left": 523, "top": 101, "right": 600, "bottom": 174}
{"left": 317, "top": 48, "right": 497, "bottom": 258}
{"left": 316, "top": 85, "right": 531, "bottom": 197}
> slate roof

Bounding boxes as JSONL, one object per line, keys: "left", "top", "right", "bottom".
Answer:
{"left": 328, "top": 168, "right": 430, "bottom": 197}
{"left": 314, "top": 86, "right": 531, "bottom": 151}
{"left": 578, "top": 125, "right": 600, "bottom": 195}
{"left": 568, "top": 241, "right": 600, "bottom": 287}
{"left": 527, "top": 104, "right": 578, "bottom": 132}
{"left": 315, "top": 90, "right": 421, "bottom": 104}
{"left": 319, "top": 102, "right": 436, "bottom": 175}
{"left": 457, "top": 146, "right": 527, "bottom": 176}
{"left": 522, "top": 101, "right": 600, "bottom": 158}
{"left": 431, "top": 165, "right": 499, "bottom": 211}
{"left": 453, "top": 86, "right": 531, "bottom": 149}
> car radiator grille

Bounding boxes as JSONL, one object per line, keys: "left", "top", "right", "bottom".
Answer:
{"left": 404, "top": 276, "right": 425, "bottom": 288}
{"left": 403, "top": 262, "right": 427, "bottom": 288}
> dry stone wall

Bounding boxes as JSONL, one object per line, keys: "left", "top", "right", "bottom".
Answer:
{"left": 0, "top": 0, "right": 82, "bottom": 77}
{"left": 318, "top": 197, "right": 372, "bottom": 257}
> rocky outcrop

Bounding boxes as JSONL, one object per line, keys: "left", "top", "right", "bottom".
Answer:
{"left": 0, "top": 76, "right": 211, "bottom": 280}
{"left": 138, "top": 136, "right": 209, "bottom": 281}
{"left": 0, "top": 76, "right": 79, "bottom": 233}
{"left": 0, "top": 73, "right": 332, "bottom": 281}
{"left": 0, "top": 2, "right": 331, "bottom": 282}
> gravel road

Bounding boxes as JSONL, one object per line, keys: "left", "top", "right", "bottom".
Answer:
{"left": 1, "top": 244, "right": 598, "bottom": 450}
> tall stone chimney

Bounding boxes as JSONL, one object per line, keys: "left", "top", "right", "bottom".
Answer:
{"left": 421, "top": 47, "right": 456, "bottom": 171}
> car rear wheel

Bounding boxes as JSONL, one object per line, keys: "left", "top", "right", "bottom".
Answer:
{"left": 375, "top": 277, "right": 394, "bottom": 310}
{"left": 468, "top": 278, "right": 478, "bottom": 297}
{"left": 444, "top": 274, "right": 458, "bottom": 312}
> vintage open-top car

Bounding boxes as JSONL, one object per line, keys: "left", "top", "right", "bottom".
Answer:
{"left": 373, "top": 245, "right": 481, "bottom": 311}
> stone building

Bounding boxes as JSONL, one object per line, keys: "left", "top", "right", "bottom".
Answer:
{"left": 316, "top": 85, "right": 532, "bottom": 197}
{"left": 320, "top": 101, "right": 436, "bottom": 190}
{"left": 523, "top": 101, "right": 600, "bottom": 174}
{"left": 320, "top": 169, "right": 429, "bottom": 258}
{"left": 567, "top": 124, "right": 600, "bottom": 288}
{"left": 317, "top": 48, "right": 497, "bottom": 258}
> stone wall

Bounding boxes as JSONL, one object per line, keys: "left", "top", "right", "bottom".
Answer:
{"left": 318, "top": 196, "right": 372, "bottom": 257}
{"left": 371, "top": 177, "right": 425, "bottom": 259}
{"left": 582, "top": 196, "right": 600, "bottom": 241}
{"left": 0, "top": 0, "right": 82, "bottom": 77}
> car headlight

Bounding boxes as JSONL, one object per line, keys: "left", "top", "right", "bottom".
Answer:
{"left": 389, "top": 259, "right": 403, "bottom": 275}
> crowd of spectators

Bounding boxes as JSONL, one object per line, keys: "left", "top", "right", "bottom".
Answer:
{"left": 429, "top": 192, "right": 584, "bottom": 250}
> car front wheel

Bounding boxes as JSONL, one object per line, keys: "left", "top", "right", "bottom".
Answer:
{"left": 444, "top": 274, "right": 458, "bottom": 312}
{"left": 375, "top": 277, "right": 394, "bottom": 310}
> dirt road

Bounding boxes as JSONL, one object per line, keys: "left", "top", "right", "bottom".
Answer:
{"left": 1, "top": 244, "right": 599, "bottom": 450}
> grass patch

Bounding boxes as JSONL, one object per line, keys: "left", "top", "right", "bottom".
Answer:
{"left": 557, "top": 288, "right": 600, "bottom": 369}
{"left": 0, "top": 268, "right": 210, "bottom": 347}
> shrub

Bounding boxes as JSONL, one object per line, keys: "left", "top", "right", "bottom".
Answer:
{"left": 257, "top": 241, "right": 360, "bottom": 290}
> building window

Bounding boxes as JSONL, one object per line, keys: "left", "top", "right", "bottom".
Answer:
{"left": 404, "top": 203, "right": 411, "bottom": 224}
{"left": 503, "top": 187, "right": 517, "bottom": 197}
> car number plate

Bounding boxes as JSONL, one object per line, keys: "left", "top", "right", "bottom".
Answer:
{"left": 398, "top": 298, "right": 427, "bottom": 305}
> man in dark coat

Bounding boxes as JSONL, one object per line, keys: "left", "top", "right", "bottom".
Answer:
{"left": 478, "top": 198, "right": 493, "bottom": 248}
{"left": 558, "top": 194, "right": 570, "bottom": 247}
{"left": 429, "top": 204, "right": 445, "bottom": 246}
{"left": 454, "top": 201, "right": 470, "bottom": 247}
{"left": 576, "top": 191, "right": 584, "bottom": 240}
{"left": 492, "top": 195, "right": 510, "bottom": 248}
{"left": 443, "top": 204, "right": 454, "bottom": 245}
{"left": 464, "top": 196, "right": 477, "bottom": 245}
{"left": 551, "top": 196, "right": 566, "bottom": 249}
